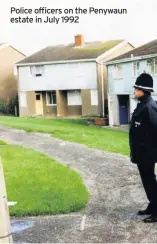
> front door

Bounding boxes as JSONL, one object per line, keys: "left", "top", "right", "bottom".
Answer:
{"left": 118, "top": 95, "right": 129, "bottom": 125}
{"left": 35, "top": 93, "right": 43, "bottom": 116}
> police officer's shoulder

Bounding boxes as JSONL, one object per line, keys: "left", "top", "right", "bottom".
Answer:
{"left": 150, "top": 97, "right": 157, "bottom": 108}
{"left": 147, "top": 98, "right": 157, "bottom": 114}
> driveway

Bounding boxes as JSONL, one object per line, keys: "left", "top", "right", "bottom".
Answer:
{"left": 0, "top": 125, "right": 156, "bottom": 243}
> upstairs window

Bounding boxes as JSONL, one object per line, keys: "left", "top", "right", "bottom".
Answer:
{"left": 147, "top": 58, "right": 157, "bottom": 74}
{"left": 30, "top": 65, "right": 45, "bottom": 77}
{"left": 133, "top": 61, "right": 140, "bottom": 77}
{"left": 113, "top": 64, "right": 123, "bottom": 79}
{"left": 46, "top": 91, "right": 57, "bottom": 105}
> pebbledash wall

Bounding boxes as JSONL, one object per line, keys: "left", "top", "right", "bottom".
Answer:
{"left": 107, "top": 58, "right": 157, "bottom": 126}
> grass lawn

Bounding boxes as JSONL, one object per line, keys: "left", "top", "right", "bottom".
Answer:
{"left": 0, "top": 141, "right": 89, "bottom": 216}
{"left": 0, "top": 116, "right": 130, "bottom": 156}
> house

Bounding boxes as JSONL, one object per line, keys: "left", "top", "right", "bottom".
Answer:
{"left": 0, "top": 43, "right": 25, "bottom": 103}
{"left": 106, "top": 39, "right": 157, "bottom": 126}
{"left": 16, "top": 35, "right": 134, "bottom": 118}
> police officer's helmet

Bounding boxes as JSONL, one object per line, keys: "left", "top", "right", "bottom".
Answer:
{"left": 133, "top": 73, "right": 154, "bottom": 92}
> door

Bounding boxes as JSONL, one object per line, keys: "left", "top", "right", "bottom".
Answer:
{"left": 35, "top": 93, "right": 43, "bottom": 116}
{"left": 118, "top": 95, "right": 129, "bottom": 125}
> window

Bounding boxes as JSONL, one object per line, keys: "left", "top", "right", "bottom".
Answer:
{"left": 36, "top": 94, "right": 41, "bottom": 100}
{"left": 147, "top": 58, "right": 157, "bottom": 74}
{"left": 113, "top": 64, "right": 122, "bottom": 79}
{"left": 147, "top": 59, "right": 154, "bottom": 74}
{"left": 30, "top": 65, "right": 45, "bottom": 77}
{"left": 46, "top": 91, "right": 57, "bottom": 105}
{"left": 133, "top": 61, "right": 140, "bottom": 76}
{"left": 91, "top": 89, "right": 98, "bottom": 105}
{"left": 68, "top": 90, "right": 82, "bottom": 105}
{"left": 155, "top": 58, "right": 157, "bottom": 74}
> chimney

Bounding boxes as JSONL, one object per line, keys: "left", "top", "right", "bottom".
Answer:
{"left": 74, "top": 34, "right": 85, "bottom": 47}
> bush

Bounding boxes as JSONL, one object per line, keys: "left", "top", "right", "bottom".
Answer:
{"left": 8, "top": 95, "right": 19, "bottom": 116}
{"left": 0, "top": 99, "right": 9, "bottom": 114}
{"left": 0, "top": 95, "right": 19, "bottom": 116}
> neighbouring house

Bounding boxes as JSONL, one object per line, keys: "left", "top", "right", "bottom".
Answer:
{"left": 16, "top": 34, "right": 134, "bottom": 118}
{"left": 0, "top": 43, "right": 25, "bottom": 104}
{"left": 106, "top": 39, "right": 157, "bottom": 126}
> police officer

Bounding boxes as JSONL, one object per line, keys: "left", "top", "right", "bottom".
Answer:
{"left": 129, "top": 72, "right": 157, "bottom": 223}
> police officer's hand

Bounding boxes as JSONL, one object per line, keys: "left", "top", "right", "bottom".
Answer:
{"left": 130, "top": 152, "right": 135, "bottom": 163}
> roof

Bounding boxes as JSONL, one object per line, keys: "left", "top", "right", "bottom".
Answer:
{"left": 108, "top": 39, "right": 157, "bottom": 62}
{"left": 0, "top": 42, "right": 26, "bottom": 56}
{"left": 17, "top": 40, "right": 124, "bottom": 65}
{"left": 9, "top": 45, "right": 26, "bottom": 57}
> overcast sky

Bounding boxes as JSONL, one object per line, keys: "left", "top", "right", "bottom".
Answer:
{"left": 0, "top": 0, "right": 157, "bottom": 55}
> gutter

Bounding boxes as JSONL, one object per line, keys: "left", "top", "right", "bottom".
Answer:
{"left": 16, "top": 58, "right": 96, "bottom": 67}
{"left": 105, "top": 53, "right": 157, "bottom": 66}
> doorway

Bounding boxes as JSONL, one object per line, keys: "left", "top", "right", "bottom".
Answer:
{"left": 118, "top": 95, "right": 129, "bottom": 125}
{"left": 35, "top": 92, "right": 43, "bottom": 116}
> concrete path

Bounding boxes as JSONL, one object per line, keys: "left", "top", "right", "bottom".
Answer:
{"left": 0, "top": 125, "right": 157, "bottom": 243}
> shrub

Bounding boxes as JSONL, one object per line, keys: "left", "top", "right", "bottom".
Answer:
{"left": 0, "top": 95, "right": 19, "bottom": 116}
{"left": 8, "top": 95, "right": 19, "bottom": 116}
{"left": 0, "top": 99, "right": 9, "bottom": 114}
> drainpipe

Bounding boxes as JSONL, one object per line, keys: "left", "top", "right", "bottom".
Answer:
{"left": 101, "top": 63, "right": 105, "bottom": 117}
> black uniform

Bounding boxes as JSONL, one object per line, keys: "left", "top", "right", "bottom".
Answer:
{"left": 129, "top": 93, "right": 157, "bottom": 214}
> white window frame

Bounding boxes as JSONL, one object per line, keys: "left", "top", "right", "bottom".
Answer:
{"left": 113, "top": 64, "right": 123, "bottom": 79}
{"left": 91, "top": 89, "right": 98, "bottom": 106}
{"left": 147, "top": 58, "right": 157, "bottom": 75}
{"left": 46, "top": 91, "right": 57, "bottom": 106}
{"left": 30, "top": 65, "right": 45, "bottom": 77}
{"left": 133, "top": 61, "right": 140, "bottom": 77}
{"left": 67, "top": 90, "right": 82, "bottom": 105}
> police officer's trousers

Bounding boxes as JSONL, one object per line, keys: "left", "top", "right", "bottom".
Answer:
{"left": 137, "top": 161, "right": 157, "bottom": 215}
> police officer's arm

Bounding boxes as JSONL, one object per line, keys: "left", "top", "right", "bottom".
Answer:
{"left": 148, "top": 106, "right": 157, "bottom": 131}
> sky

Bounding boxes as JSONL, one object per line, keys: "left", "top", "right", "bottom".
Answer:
{"left": 0, "top": 0, "right": 157, "bottom": 55}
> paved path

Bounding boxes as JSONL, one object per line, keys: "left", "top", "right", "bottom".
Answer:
{"left": 0, "top": 125, "right": 157, "bottom": 243}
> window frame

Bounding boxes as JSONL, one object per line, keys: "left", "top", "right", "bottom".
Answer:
{"left": 67, "top": 90, "right": 82, "bottom": 106}
{"left": 113, "top": 64, "right": 123, "bottom": 79}
{"left": 36, "top": 94, "right": 41, "bottom": 101}
{"left": 30, "top": 65, "right": 45, "bottom": 77}
{"left": 46, "top": 91, "right": 57, "bottom": 106}
{"left": 147, "top": 58, "right": 157, "bottom": 75}
{"left": 133, "top": 61, "right": 140, "bottom": 77}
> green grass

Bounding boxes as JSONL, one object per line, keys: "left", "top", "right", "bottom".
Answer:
{"left": 0, "top": 143, "right": 89, "bottom": 216}
{"left": 0, "top": 116, "right": 129, "bottom": 156}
